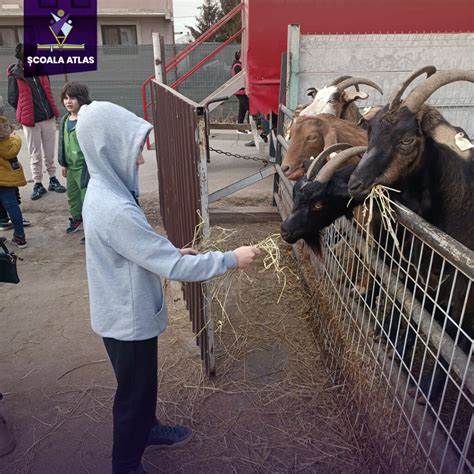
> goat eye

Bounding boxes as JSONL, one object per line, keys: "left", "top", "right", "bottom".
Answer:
{"left": 401, "top": 137, "right": 416, "bottom": 145}
{"left": 313, "top": 203, "right": 323, "bottom": 211}
{"left": 329, "top": 99, "right": 338, "bottom": 104}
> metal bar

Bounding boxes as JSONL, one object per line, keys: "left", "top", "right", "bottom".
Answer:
{"left": 208, "top": 165, "right": 276, "bottom": 204}
{"left": 349, "top": 228, "right": 473, "bottom": 395}
{"left": 279, "top": 103, "right": 294, "bottom": 119}
{"left": 277, "top": 134, "right": 288, "bottom": 152}
{"left": 196, "top": 110, "right": 210, "bottom": 240}
{"left": 395, "top": 204, "right": 474, "bottom": 279}
{"left": 171, "top": 29, "right": 244, "bottom": 89}
{"left": 165, "top": 2, "right": 243, "bottom": 73}
{"left": 286, "top": 24, "right": 300, "bottom": 111}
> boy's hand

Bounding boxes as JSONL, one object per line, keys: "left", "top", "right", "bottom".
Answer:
{"left": 61, "top": 167, "right": 67, "bottom": 178}
{"left": 233, "top": 246, "right": 261, "bottom": 269}
{"left": 180, "top": 247, "right": 198, "bottom": 256}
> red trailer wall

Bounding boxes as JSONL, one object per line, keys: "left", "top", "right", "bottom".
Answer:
{"left": 242, "top": 0, "right": 474, "bottom": 115}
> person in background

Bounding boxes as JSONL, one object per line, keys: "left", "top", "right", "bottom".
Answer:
{"left": 58, "top": 82, "right": 91, "bottom": 237}
{"left": 7, "top": 43, "right": 66, "bottom": 200}
{"left": 76, "top": 101, "right": 261, "bottom": 474}
{"left": 232, "top": 51, "right": 249, "bottom": 129}
{"left": 0, "top": 116, "right": 28, "bottom": 248}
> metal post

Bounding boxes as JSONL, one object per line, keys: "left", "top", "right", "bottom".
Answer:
{"left": 152, "top": 32, "right": 164, "bottom": 83}
{"left": 286, "top": 24, "right": 300, "bottom": 111}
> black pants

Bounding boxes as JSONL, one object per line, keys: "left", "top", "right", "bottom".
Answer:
{"left": 236, "top": 94, "right": 249, "bottom": 124}
{"left": 103, "top": 337, "right": 158, "bottom": 474}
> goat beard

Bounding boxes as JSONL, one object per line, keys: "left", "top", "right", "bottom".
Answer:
{"left": 304, "top": 232, "right": 324, "bottom": 255}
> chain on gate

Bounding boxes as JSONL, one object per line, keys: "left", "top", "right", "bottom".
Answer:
{"left": 209, "top": 146, "right": 269, "bottom": 163}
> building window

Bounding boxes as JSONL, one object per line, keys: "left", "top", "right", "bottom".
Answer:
{"left": 101, "top": 25, "right": 137, "bottom": 45}
{"left": 0, "top": 26, "right": 23, "bottom": 46}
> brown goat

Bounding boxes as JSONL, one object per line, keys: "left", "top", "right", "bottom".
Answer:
{"left": 281, "top": 114, "right": 367, "bottom": 180}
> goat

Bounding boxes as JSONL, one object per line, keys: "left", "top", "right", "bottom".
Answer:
{"left": 281, "top": 114, "right": 367, "bottom": 180}
{"left": 285, "top": 76, "right": 383, "bottom": 143}
{"left": 348, "top": 67, "right": 474, "bottom": 402}
{"left": 349, "top": 67, "right": 473, "bottom": 249}
{"left": 301, "top": 76, "right": 383, "bottom": 124}
{"left": 281, "top": 144, "right": 367, "bottom": 251}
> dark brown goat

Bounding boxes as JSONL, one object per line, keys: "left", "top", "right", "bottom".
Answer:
{"left": 349, "top": 68, "right": 474, "bottom": 249}
{"left": 348, "top": 67, "right": 474, "bottom": 401}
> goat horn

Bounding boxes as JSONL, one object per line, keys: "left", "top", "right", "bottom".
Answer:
{"left": 388, "top": 66, "right": 437, "bottom": 111}
{"left": 315, "top": 146, "right": 367, "bottom": 184}
{"left": 403, "top": 70, "right": 474, "bottom": 113}
{"left": 336, "top": 78, "right": 383, "bottom": 95}
{"left": 306, "top": 143, "right": 354, "bottom": 180}
{"left": 330, "top": 76, "right": 360, "bottom": 92}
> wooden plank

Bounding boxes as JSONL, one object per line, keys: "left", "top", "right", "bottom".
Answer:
{"left": 209, "top": 206, "right": 281, "bottom": 224}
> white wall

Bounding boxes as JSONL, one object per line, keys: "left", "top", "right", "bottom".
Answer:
{"left": 298, "top": 33, "right": 474, "bottom": 135}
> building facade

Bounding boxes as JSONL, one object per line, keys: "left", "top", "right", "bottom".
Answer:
{"left": 0, "top": 0, "right": 174, "bottom": 46}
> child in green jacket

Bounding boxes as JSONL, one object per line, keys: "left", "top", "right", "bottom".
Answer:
{"left": 58, "top": 82, "right": 91, "bottom": 235}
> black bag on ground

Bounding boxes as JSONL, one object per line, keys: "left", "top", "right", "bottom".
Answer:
{"left": 0, "top": 237, "right": 19, "bottom": 284}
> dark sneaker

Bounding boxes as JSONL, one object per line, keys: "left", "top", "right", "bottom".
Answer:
{"left": 22, "top": 218, "right": 31, "bottom": 227}
{"left": 11, "top": 234, "right": 27, "bottom": 249}
{"left": 0, "top": 414, "right": 16, "bottom": 457}
{"left": 147, "top": 421, "right": 193, "bottom": 448}
{"left": 31, "top": 183, "right": 47, "bottom": 200}
{"left": 0, "top": 220, "right": 13, "bottom": 231}
{"left": 66, "top": 217, "right": 82, "bottom": 234}
{"left": 48, "top": 177, "right": 66, "bottom": 193}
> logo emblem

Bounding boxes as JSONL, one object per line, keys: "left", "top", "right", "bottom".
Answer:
{"left": 37, "top": 9, "right": 85, "bottom": 51}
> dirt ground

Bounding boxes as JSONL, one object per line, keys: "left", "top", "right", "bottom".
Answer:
{"left": 0, "top": 135, "right": 372, "bottom": 474}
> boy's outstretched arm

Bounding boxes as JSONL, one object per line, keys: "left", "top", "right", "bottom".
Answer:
{"left": 107, "top": 204, "right": 259, "bottom": 281}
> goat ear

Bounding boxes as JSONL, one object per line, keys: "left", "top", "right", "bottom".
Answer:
{"left": 359, "top": 106, "right": 382, "bottom": 124}
{"left": 342, "top": 90, "right": 369, "bottom": 104}
{"left": 415, "top": 109, "right": 425, "bottom": 135}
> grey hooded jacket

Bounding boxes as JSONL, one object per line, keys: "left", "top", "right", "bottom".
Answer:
{"left": 76, "top": 101, "right": 237, "bottom": 341}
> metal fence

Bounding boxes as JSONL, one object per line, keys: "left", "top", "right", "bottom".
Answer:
{"left": 0, "top": 42, "right": 240, "bottom": 122}
{"left": 297, "top": 33, "right": 474, "bottom": 136}
{"left": 274, "top": 122, "right": 473, "bottom": 473}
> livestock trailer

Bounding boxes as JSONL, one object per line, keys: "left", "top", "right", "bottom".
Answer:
{"left": 241, "top": 0, "right": 474, "bottom": 115}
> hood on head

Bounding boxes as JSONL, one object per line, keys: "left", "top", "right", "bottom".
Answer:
{"left": 76, "top": 101, "right": 152, "bottom": 197}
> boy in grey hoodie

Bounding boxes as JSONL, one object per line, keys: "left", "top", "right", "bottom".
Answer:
{"left": 76, "top": 101, "right": 260, "bottom": 474}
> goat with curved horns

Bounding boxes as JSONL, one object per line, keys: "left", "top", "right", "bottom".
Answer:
{"left": 301, "top": 76, "right": 383, "bottom": 124}
{"left": 349, "top": 67, "right": 474, "bottom": 248}
{"left": 280, "top": 144, "right": 367, "bottom": 253}
{"left": 348, "top": 66, "right": 474, "bottom": 402}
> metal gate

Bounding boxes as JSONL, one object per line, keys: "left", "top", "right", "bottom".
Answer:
{"left": 151, "top": 80, "right": 215, "bottom": 374}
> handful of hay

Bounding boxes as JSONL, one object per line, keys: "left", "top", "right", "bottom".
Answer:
{"left": 190, "top": 214, "right": 298, "bottom": 329}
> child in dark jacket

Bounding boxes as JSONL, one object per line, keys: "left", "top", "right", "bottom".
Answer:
{"left": 57, "top": 82, "right": 91, "bottom": 235}
{"left": 0, "top": 117, "right": 27, "bottom": 248}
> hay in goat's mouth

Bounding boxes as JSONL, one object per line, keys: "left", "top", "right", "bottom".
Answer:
{"left": 361, "top": 185, "right": 402, "bottom": 260}
{"left": 361, "top": 185, "right": 422, "bottom": 281}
